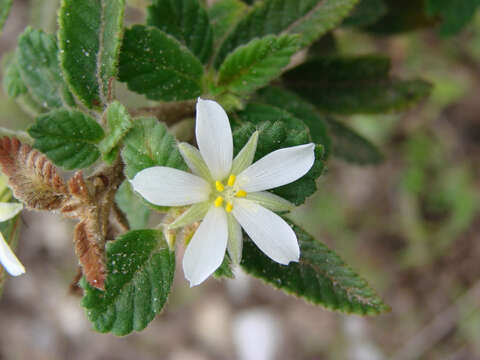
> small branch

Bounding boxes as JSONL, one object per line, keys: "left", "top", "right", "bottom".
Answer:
{"left": 130, "top": 100, "right": 196, "bottom": 126}
{"left": 111, "top": 202, "right": 129, "bottom": 234}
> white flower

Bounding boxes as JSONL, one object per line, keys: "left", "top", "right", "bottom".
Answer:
{"left": 132, "top": 98, "right": 315, "bottom": 286}
{"left": 0, "top": 202, "right": 25, "bottom": 276}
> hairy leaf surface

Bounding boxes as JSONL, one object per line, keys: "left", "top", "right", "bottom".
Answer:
{"left": 241, "top": 221, "right": 390, "bottom": 314}
{"left": 82, "top": 230, "right": 175, "bottom": 336}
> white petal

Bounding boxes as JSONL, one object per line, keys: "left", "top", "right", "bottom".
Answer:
{"left": 183, "top": 206, "right": 228, "bottom": 286}
{"left": 0, "top": 203, "right": 23, "bottom": 222}
{"left": 131, "top": 166, "right": 211, "bottom": 206}
{"left": 0, "top": 232, "right": 25, "bottom": 276}
{"left": 232, "top": 199, "right": 299, "bottom": 265}
{"left": 227, "top": 213, "right": 243, "bottom": 265}
{"left": 236, "top": 143, "right": 315, "bottom": 193}
{"left": 196, "top": 98, "right": 233, "bottom": 180}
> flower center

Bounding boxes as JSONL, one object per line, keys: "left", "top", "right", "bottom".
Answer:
{"left": 213, "top": 175, "right": 247, "bottom": 213}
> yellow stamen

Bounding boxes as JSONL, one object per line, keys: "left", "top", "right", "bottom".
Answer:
{"left": 227, "top": 174, "right": 236, "bottom": 187}
{"left": 214, "top": 196, "right": 224, "bottom": 207}
{"left": 235, "top": 189, "right": 247, "bottom": 198}
{"left": 215, "top": 181, "right": 225, "bottom": 192}
{"left": 225, "top": 201, "right": 233, "bottom": 213}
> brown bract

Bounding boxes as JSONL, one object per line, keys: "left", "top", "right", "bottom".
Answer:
{"left": 0, "top": 137, "right": 107, "bottom": 290}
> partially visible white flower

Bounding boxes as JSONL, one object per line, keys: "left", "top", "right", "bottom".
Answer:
{"left": 0, "top": 202, "right": 25, "bottom": 276}
{"left": 132, "top": 98, "right": 315, "bottom": 286}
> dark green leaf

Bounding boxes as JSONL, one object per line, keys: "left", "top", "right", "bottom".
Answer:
{"left": 82, "top": 230, "right": 175, "bottom": 336}
{"left": 343, "top": 0, "right": 388, "bottom": 27}
{"left": 17, "top": 27, "right": 75, "bottom": 109}
{"left": 214, "top": 0, "right": 359, "bottom": 67}
{"left": 28, "top": 110, "right": 105, "bottom": 170}
{"left": 366, "top": 0, "right": 435, "bottom": 34}
{"left": 208, "top": 0, "right": 247, "bottom": 43}
{"left": 121, "top": 117, "right": 187, "bottom": 179}
{"left": 234, "top": 103, "right": 324, "bottom": 205}
{"left": 241, "top": 221, "right": 390, "bottom": 315}
{"left": 99, "top": 101, "right": 132, "bottom": 163}
{"left": 59, "top": 0, "right": 126, "bottom": 107}
{"left": 0, "top": 0, "right": 12, "bottom": 35}
{"left": 426, "top": 0, "right": 480, "bottom": 36}
{"left": 147, "top": 0, "right": 214, "bottom": 63}
{"left": 325, "top": 117, "right": 383, "bottom": 164}
{"left": 118, "top": 25, "right": 203, "bottom": 101}
{"left": 256, "top": 86, "right": 331, "bottom": 158}
{"left": 217, "top": 35, "right": 298, "bottom": 96}
{"left": 284, "top": 55, "right": 432, "bottom": 114}
{"left": 115, "top": 181, "right": 151, "bottom": 230}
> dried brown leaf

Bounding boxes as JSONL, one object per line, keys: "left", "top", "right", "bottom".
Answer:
{"left": 0, "top": 137, "right": 68, "bottom": 210}
{"left": 61, "top": 171, "right": 93, "bottom": 219}
{"left": 73, "top": 220, "right": 106, "bottom": 290}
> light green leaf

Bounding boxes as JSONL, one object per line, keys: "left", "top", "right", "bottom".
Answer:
{"left": 217, "top": 35, "right": 299, "bottom": 96}
{"left": 234, "top": 103, "right": 325, "bottom": 205}
{"left": 343, "top": 0, "right": 388, "bottom": 27}
{"left": 147, "top": 0, "right": 214, "bottom": 63}
{"left": 99, "top": 101, "right": 132, "bottom": 163}
{"left": 283, "top": 55, "right": 432, "bottom": 114}
{"left": 28, "top": 110, "right": 105, "bottom": 170}
{"left": 257, "top": 86, "right": 331, "bottom": 158}
{"left": 325, "top": 117, "right": 383, "bottom": 164}
{"left": 214, "top": 0, "right": 359, "bottom": 67}
{"left": 0, "top": 214, "right": 21, "bottom": 298}
{"left": 115, "top": 181, "right": 151, "bottom": 230}
{"left": 0, "top": 0, "right": 12, "bottom": 35}
{"left": 118, "top": 25, "right": 203, "bottom": 101}
{"left": 81, "top": 230, "right": 175, "bottom": 336}
{"left": 241, "top": 221, "right": 390, "bottom": 315}
{"left": 208, "top": 0, "right": 247, "bottom": 43}
{"left": 17, "top": 27, "right": 75, "bottom": 109}
{"left": 59, "top": 0, "right": 126, "bottom": 107}
{"left": 2, "top": 59, "right": 27, "bottom": 99}
{"left": 121, "top": 117, "right": 187, "bottom": 179}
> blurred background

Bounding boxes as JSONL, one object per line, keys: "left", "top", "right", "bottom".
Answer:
{"left": 1, "top": 1, "right": 480, "bottom": 359}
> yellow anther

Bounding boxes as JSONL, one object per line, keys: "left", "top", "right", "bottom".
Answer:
{"left": 225, "top": 202, "right": 233, "bottom": 213}
{"left": 214, "top": 196, "right": 224, "bottom": 207}
{"left": 215, "top": 181, "right": 225, "bottom": 192}
{"left": 235, "top": 189, "right": 247, "bottom": 198}
{"left": 227, "top": 174, "right": 236, "bottom": 187}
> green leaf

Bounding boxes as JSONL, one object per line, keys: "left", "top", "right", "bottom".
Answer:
{"left": 28, "top": 110, "right": 105, "bottom": 170}
{"left": 147, "top": 0, "right": 214, "bottom": 63}
{"left": 214, "top": 0, "right": 359, "bottom": 67}
{"left": 98, "top": 101, "right": 133, "bottom": 163}
{"left": 81, "top": 230, "right": 175, "bottom": 336}
{"left": 241, "top": 221, "right": 390, "bottom": 315}
{"left": 59, "top": 0, "right": 126, "bottom": 108}
{"left": 208, "top": 0, "right": 247, "bottom": 43}
{"left": 217, "top": 35, "right": 298, "bottom": 96}
{"left": 115, "top": 181, "right": 151, "bottom": 230}
{"left": 366, "top": 0, "right": 434, "bottom": 34}
{"left": 256, "top": 86, "right": 331, "bottom": 158}
{"left": 284, "top": 55, "right": 432, "bottom": 114}
{"left": 2, "top": 58, "right": 27, "bottom": 99}
{"left": 121, "top": 117, "right": 187, "bottom": 179}
{"left": 426, "top": 0, "right": 480, "bottom": 36}
{"left": 0, "top": 215, "right": 21, "bottom": 298}
{"left": 0, "top": 0, "right": 12, "bottom": 35}
{"left": 118, "top": 25, "right": 203, "bottom": 101}
{"left": 234, "top": 103, "right": 324, "bottom": 205}
{"left": 17, "top": 27, "right": 75, "bottom": 109}
{"left": 325, "top": 117, "right": 383, "bottom": 164}
{"left": 214, "top": 255, "right": 234, "bottom": 279}
{"left": 342, "top": 0, "right": 388, "bottom": 27}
